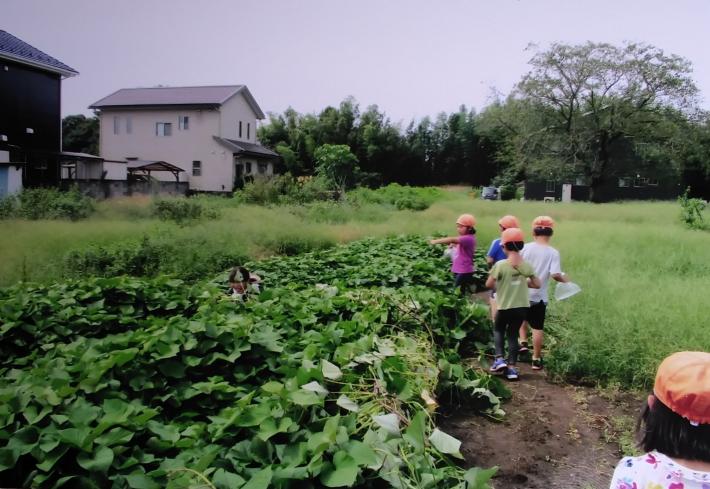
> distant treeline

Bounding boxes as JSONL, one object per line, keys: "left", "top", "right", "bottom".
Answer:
{"left": 257, "top": 98, "right": 501, "bottom": 187}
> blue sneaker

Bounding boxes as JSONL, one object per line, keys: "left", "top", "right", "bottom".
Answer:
{"left": 489, "top": 357, "right": 508, "bottom": 373}
{"left": 505, "top": 366, "right": 520, "bottom": 380}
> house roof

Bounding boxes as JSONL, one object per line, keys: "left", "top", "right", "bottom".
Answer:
{"left": 213, "top": 136, "right": 279, "bottom": 158}
{"left": 89, "top": 85, "right": 266, "bottom": 118}
{"left": 0, "top": 30, "right": 78, "bottom": 77}
{"left": 127, "top": 159, "right": 185, "bottom": 173}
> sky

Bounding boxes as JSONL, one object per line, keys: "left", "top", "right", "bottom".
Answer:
{"left": 3, "top": 0, "right": 710, "bottom": 126}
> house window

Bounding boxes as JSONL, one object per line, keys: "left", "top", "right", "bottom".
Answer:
{"left": 545, "top": 180, "right": 555, "bottom": 192}
{"left": 113, "top": 116, "right": 120, "bottom": 135}
{"left": 156, "top": 122, "right": 172, "bottom": 136}
{"left": 238, "top": 121, "right": 242, "bottom": 138}
{"left": 648, "top": 178, "right": 659, "bottom": 186}
{"left": 126, "top": 116, "right": 132, "bottom": 134}
{"left": 634, "top": 177, "right": 648, "bottom": 188}
{"left": 179, "top": 116, "right": 189, "bottom": 130}
{"left": 618, "top": 177, "right": 630, "bottom": 188}
{"left": 247, "top": 123, "right": 251, "bottom": 140}
{"left": 257, "top": 162, "right": 267, "bottom": 174}
{"left": 245, "top": 162, "right": 252, "bottom": 174}
{"left": 192, "top": 161, "right": 201, "bottom": 176}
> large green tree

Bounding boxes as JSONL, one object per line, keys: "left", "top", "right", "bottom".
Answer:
{"left": 62, "top": 114, "right": 99, "bottom": 155}
{"left": 514, "top": 42, "right": 698, "bottom": 201}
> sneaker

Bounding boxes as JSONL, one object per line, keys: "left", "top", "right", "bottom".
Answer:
{"left": 532, "top": 358, "right": 543, "bottom": 370}
{"left": 505, "top": 366, "right": 520, "bottom": 380}
{"left": 489, "top": 357, "right": 508, "bottom": 373}
{"left": 518, "top": 342, "right": 529, "bottom": 354}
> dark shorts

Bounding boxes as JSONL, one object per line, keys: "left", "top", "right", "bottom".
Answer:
{"left": 453, "top": 273, "right": 474, "bottom": 293}
{"left": 527, "top": 300, "right": 547, "bottom": 330}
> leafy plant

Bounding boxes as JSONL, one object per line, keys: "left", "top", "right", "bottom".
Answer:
{"left": 0, "top": 187, "right": 95, "bottom": 221}
{"left": 1, "top": 236, "right": 500, "bottom": 488}
{"left": 678, "top": 187, "right": 707, "bottom": 230}
{"left": 151, "top": 198, "right": 220, "bottom": 225}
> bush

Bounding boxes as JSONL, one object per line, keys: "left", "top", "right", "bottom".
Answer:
{"left": 348, "top": 183, "right": 442, "bottom": 210}
{"left": 234, "top": 174, "right": 334, "bottom": 205}
{"left": 63, "top": 235, "right": 248, "bottom": 281}
{"left": 499, "top": 183, "right": 517, "bottom": 201}
{"left": 0, "top": 187, "right": 95, "bottom": 220}
{"left": 150, "top": 197, "right": 220, "bottom": 225}
{"left": 678, "top": 187, "right": 707, "bottom": 230}
{"left": 256, "top": 234, "right": 335, "bottom": 256}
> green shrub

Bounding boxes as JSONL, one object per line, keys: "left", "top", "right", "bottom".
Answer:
{"left": 150, "top": 197, "right": 220, "bottom": 225}
{"left": 256, "top": 234, "right": 335, "bottom": 256}
{"left": 678, "top": 187, "right": 707, "bottom": 230}
{"left": 348, "top": 183, "right": 442, "bottom": 210}
{"left": 0, "top": 187, "right": 95, "bottom": 220}
{"left": 63, "top": 235, "right": 248, "bottom": 281}
{"left": 234, "top": 174, "right": 334, "bottom": 205}
{"left": 499, "top": 183, "right": 517, "bottom": 201}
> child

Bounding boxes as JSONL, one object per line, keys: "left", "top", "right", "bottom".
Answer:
{"left": 518, "top": 215, "right": 570, "bottom": 370}
{"left": 429, "top": 214, "right": 477, "bottom": 295}
{"left": 486, "top": 215, "right": 521, "bottom": 320}
{"left": 227, "top": 266, "right": 262, "bottom": 301}
{"left": 609, "top": 351, "right": 710, "bottom": 489}
{"left": 485, "top": 228, "right": 540, "bottom": 380}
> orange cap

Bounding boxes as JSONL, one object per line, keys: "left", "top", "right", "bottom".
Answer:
{"left": 498, "top": 215, "right": 520, "bottom": 229}
{"left": 532, "top": 215, "right": 555, "bottom": 229}
{"left": 501, "top": 227, "right": 524, "bottom": 245}
{"left": 653, "top": 351, "right": 710, "bottom": 425}
{"left": 456, "top": 214, "right": 476, "bottom": 228}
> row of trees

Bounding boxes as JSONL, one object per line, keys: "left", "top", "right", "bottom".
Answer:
{"left": 259, "top": 42, "right": 710, "bottom": 200}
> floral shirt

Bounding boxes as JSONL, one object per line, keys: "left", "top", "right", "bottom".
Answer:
{"left": 610, "top": 451, "right": 710, "bottom": 489}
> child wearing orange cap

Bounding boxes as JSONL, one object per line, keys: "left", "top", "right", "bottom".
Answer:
{"left": 609, "top": 351, "right": 710, "bottom": 488}
{"left": 485, "top": 228, "right": 540, "bottom": 380}
{"left": 486, "top": 215, "right": 521, "bottom": 320}
{"left": 429, "top": 214, "right": 477, "bottom": 295}
{"left": 518, "top": 215, "right": 570, "bottom": 370}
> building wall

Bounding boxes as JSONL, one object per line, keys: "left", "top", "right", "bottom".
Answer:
{"left": 0, "top": 59, "right": 61, "bottom": 153}
{"left": 60, "top": 179, "right": 188, "bottom": 199}
{"left": 219, "top": 92, "right": 258, "bottom": 143}
{"left": 98, "top": 107, "right": 235, "bottom": 191}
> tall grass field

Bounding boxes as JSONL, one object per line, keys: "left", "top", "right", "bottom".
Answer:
{"left": 0, "top": 189, "right": 708, "bottom": 388}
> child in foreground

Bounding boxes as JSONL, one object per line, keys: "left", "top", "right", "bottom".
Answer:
{"left": 486, "top": 215, "right": 520, "bottom": 321}
{"left": 485, "top": 228, "right": 540, "bottom": 380}
{"left": 429, "top": 213, "right": 477, "bottom": 295}
{"left": 609, "top": 351, "right": 710, "bottom": 489}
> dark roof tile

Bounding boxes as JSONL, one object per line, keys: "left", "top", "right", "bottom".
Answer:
{"left": 0, "top": 30, "right": 78, "bottom": 75}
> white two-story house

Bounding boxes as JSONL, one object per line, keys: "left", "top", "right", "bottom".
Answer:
{"left": 89, "top": 85, "right": 278, "bottom": 192}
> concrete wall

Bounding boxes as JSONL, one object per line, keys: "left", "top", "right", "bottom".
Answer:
{"left": 61, "top": 179, "right": 188, "bottom": 200}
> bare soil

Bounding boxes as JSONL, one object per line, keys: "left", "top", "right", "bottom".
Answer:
{"left": 440, "top": 362, "right": 642, "bottom": 489}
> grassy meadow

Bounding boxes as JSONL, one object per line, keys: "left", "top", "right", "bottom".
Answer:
{"left": 1, "top": 188, "right": 708, "bottom": 388}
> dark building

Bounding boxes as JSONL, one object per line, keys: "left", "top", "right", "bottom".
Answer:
{"left": 0, "top": 30, "right": 78, "bottom": 189}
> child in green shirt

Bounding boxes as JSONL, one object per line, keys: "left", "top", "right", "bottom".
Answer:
{"left": 485, "top": 228, "right": 540, "bottom": 380}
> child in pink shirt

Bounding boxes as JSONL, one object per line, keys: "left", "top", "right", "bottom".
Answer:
{"left": 430, "top": 213, "right": 477, "bottom": 294}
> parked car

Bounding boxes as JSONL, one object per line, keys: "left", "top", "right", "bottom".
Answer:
{"left": 481, "top": 186, "right": 499, "bottom": 200}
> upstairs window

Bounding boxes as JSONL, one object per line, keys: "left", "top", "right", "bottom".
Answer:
{"left": 126, "top": 116, "right": 132, "bottom": 134}
{"left": 238, "top": 121, "right": 243, "bottom": 138}
{"left": 156, "top": 122, "right": 172, "bottom": 137}
{"left": 192, "top": 161, "right": 201, "bottom": 176}
{"left": 247, "top": 123, "right": 251, "bottom": 140}
{"left": 179, "top": 116, "right": 189, "bottom": 130}
{"left": 113, "top": 116, "right": 120, "bottom": 135}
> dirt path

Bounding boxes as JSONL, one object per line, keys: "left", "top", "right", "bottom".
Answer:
{"left": 440, "top": 363, "right": 641, "bottom": 489}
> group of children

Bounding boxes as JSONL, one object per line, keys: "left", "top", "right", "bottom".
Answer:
{"left": 431, "top": 212, "right": 569, "bottom": 380}
{"left": 433, "top": 213, "right": 710, "bottom": 488}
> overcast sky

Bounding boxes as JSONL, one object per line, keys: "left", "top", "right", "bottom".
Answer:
{"left": 4, "top": 0, "right": 710, "bottom": 125}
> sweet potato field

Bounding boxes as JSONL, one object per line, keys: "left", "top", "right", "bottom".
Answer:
{"left": 0, "top": 237, "right": 503, "bottom": 489}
